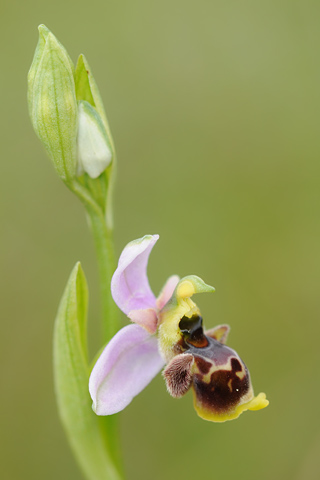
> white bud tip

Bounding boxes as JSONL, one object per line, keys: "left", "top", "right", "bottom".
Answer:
{"left": 77, "top": 101, "right": 112, "bottom": 178}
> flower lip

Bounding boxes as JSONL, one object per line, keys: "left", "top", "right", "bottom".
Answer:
{"left": 192, "top": 354, "right": 251, "bottom": 417}
{"left": 163, "top": 311, "right": 263, "bottom": 422}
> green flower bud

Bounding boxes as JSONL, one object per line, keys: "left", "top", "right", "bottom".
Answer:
{"left": 77, "top": 101, "right": 112, "bottom": 178}
{"left": 28, "top": 25, "right": 78, "bottom": 181}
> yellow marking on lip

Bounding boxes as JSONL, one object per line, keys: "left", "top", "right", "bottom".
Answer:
{"left": 236, "top": 369, "right": 245, "bottom": 380}
{"left": 194, "top": 357, "right": 237, "bottom": 381}
{"left": 194, "top": 357, "right": 245, "bottom": 384}
{"left": 227, "top": 378, "right": 233, "bottom": 392}
{"left": 200, "top": 368, "right": 214, "bottom": 384}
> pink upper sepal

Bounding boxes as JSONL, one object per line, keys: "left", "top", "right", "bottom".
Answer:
{"left": 111, "top": 235, "right": 159, "bottom": 315}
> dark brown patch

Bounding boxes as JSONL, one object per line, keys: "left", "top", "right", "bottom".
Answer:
{"left": 179, "top": 315, "right": 209, "bottom": 348}
{"left": 230, "top": 358, "right": 242, "bottom": 372}
{"left": 194, "top": 356, "right": 212, "bottom": 375}
{"left": 193, "top": 356, "right": 250, "bottom": 413}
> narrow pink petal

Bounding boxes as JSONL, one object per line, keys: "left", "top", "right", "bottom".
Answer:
{"left": 128, "top": 308, "right": 158, "bottom": 334}
{"left": 111, "top": 235, "right": 159, "bottom": 314}
{"left": 156, "top": 275, "right": 180, "bottom": 310}
{"left": 89, "top": 324, "right": 165, "bottom": 415}
{"left": 205, "top": 324, "right": 230, "bottom": 344}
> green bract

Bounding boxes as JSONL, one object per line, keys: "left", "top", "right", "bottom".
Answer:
{"left": 75, "top": 54, "right": 115, "bottom": 155}
{"left": 28, "top": 25, "right": 78, "bottom": 181}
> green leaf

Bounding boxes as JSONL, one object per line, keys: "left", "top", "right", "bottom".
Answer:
{"left": 53, "top": 262, "right": 122, "bottom": 480}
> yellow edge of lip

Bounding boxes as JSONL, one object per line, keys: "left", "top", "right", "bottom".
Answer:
{"left": 194, "top": 392, "right": 269, "bottom": 423}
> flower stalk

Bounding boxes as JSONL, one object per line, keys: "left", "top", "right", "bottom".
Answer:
{"left": 70, "top": 181, "right": 122, "bottom": 471}
{"left": 85, "top": 202, "right": 119, "bottom": 343}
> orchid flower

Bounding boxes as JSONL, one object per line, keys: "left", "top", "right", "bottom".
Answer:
{"left": 89, "top": 235, "right": 269, "bottom": 422}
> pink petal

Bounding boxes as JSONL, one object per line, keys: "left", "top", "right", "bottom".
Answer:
{"left": 111, "top": 235, "right": 159, "bottom": 314}
{"left": 205, "top": 324, "right": 230, "bottom": 344}
{"left": 156, "top": 275, "right": 180, "bottom": 310}
{"left": 89, "top": 324, "right": 165, "bottom": 415}
{"left": 128, "top": 308, "right": 158, "bottom": 334}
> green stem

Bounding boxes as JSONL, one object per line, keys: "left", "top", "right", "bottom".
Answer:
{"left": 69, "top": 179, "right": 119, "bottom": 343}
{"left": 84, "top": 206, "right": 123, "bottom": 474}
{"left": 85, "top": 204, "right": 119, "bottom": 343}
{"left": 69, "top": 179, "right": 123, "bottom": 476}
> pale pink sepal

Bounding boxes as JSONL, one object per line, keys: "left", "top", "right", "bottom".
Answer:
{"left": 156, "top": 275, "right": 180, "bottom": 310}
{"left": 89, "top": 324, "right": 165, "bottom": 415}
{"left": 128, "top": 308, "right": 158, "bottom": 334}
{"left": 111, "top": 235, "right": 159, "bottom": 314}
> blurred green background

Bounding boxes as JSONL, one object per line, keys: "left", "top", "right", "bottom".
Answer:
{"left": 1, "top": 1, "right": 320, "bottom": 479}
